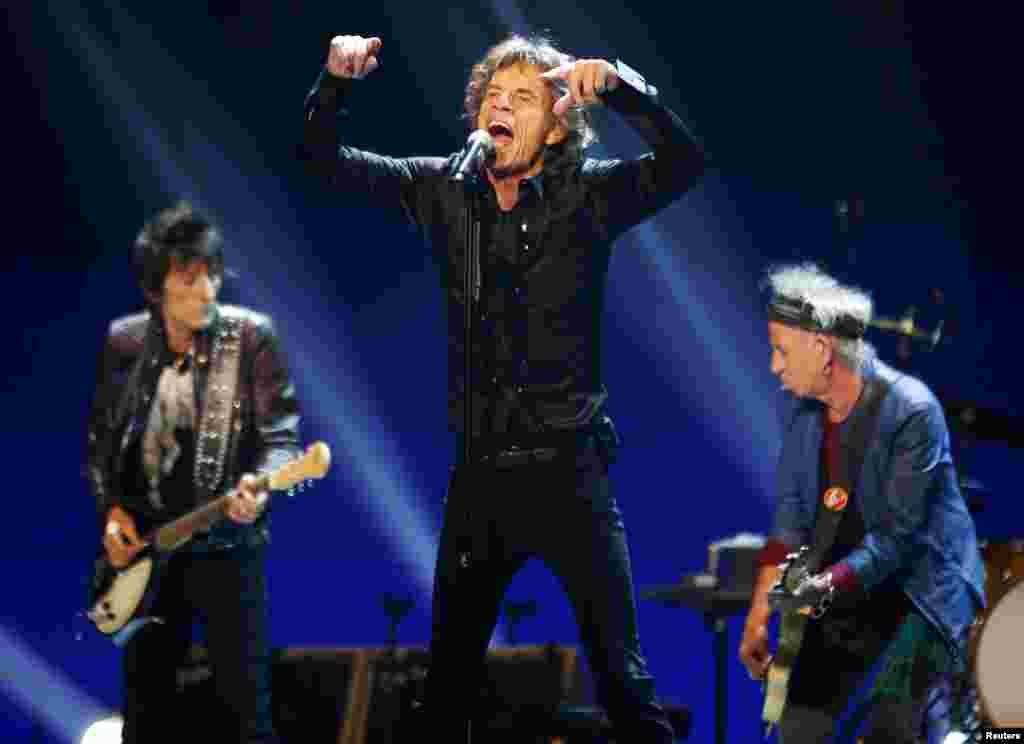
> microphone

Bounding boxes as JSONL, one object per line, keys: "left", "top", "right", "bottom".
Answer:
{"left": 450, "top": 130, "right": 496, "bottom": 182}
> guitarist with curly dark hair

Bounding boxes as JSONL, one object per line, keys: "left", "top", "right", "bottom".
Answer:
{"left": 738, "top": 264, "right": 984, "bottom": 743}
{"left": 85, "top": 202, "right": 302, "bottom": 744}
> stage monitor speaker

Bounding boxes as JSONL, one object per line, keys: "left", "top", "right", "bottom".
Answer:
{"left": 175, "top": 643, "right": 368, "bottom": 742}
{"left": 272, "top": 646, "right": 368, "bottom": 744}
{"left": 176, "top": 643, "right": 586, "bottom": 744}
{"left": 362, "top": 643, "right": 586, "bottom": 744}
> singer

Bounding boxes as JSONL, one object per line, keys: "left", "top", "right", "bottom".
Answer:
{"left": 299, "top": 34, "right": 705, "bottom": 743}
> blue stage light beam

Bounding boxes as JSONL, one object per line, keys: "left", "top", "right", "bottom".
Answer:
{"left": 487, "top": 0, "right": 531, "bottom": 36}
{"left": 48, "top": 0, "right": 441, "bottom": 591}
{"left": 614, "top": 198, "right": 780, "bottom": 498}
{"left": 0, "top": 624, "right": 114, "bottom": 744}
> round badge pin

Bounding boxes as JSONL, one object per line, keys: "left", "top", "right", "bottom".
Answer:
{"left": 823, "top": 487, "right": 849, "bottom": 512}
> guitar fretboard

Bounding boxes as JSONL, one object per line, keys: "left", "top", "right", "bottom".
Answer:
{"left": 151, "top": 472, "right": 271, "bottom": 552}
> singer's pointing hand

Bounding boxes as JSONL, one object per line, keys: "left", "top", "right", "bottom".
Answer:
{"left": 540, "top": 59, "right": 619, "bottom": 118}
{"left": 327, "top": 35, "right": 382, "bottom": 80}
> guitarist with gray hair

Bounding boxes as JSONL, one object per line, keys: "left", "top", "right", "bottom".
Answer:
{"left": 86, "top": 202, "right": 301, "bottom": 743}
{"left": 738, "top": 264, "right": 984, "bottom": 742}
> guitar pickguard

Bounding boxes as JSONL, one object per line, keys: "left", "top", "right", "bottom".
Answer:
{"left": 89, "top": 556, "right": 157, "bottom": 639}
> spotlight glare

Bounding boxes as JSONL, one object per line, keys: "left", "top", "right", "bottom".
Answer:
{"left": 80, "top": 715, "right": 123, "bottom": 744}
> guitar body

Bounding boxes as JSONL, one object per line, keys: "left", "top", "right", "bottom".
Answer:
{"left": 762, "top": 608, "right": 809, "bottom": 728}
{"left": 761, "top": 545, "right": 815, "bottom": 734}
{"left": 85, "top": 441, "right": 332, "bottom": 646}
{"left": 88, "top": 549, "right": 167, "bottom": 646}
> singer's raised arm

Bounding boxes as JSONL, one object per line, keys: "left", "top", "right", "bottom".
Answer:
{"left": 579, "top": 59, "right": 706, "bottom": 242}
{"left": 298, "top": 66, "right": 450, "bottom": 228}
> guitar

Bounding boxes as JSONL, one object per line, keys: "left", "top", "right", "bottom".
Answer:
{"left": 86, "top": 442, "right": 331, "bottom": 646}
{"left": 761, "top": 545, "right": 816, "bottom": 736}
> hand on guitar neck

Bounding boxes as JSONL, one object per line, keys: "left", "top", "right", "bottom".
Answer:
{"left": 103, "top": 473, "right": 268, "bottom": 569}
{"left": 224, "top": 473, "right": 269, "bottom": 525}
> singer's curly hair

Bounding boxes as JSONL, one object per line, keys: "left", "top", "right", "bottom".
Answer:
{"left": 463, "top": 35, "right": 596, "bottom": 173}
{"left": 132, "top": 201, "right": 224, "bottom": 301}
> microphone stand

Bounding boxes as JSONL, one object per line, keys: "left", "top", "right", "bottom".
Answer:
{"left": 451, "top": 163, "right": 485, "bottom": 744}
{"left": 458, "top": 172, "right": 483, "bottom": 560}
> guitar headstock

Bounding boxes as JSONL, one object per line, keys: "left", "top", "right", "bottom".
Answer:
{"left": 268, "top": 442, "right": 332, "bottom": 492}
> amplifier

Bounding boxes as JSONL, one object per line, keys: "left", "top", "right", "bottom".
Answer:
{"left": 176, "top": 643, "right": 587, "bottom": 743}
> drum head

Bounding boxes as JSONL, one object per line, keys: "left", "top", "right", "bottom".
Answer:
{"left": 975, "top": 579, "right": 1024, "bottom": 726}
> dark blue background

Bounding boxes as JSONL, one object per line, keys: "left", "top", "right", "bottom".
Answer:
{"left": 3, "top": 1, "right": 1020, "bottom": 742}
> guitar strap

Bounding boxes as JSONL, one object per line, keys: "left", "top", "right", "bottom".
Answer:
{"left": 805, "top": 372, "right": 892, "bottom": 573}
{"left": 192, "top": 311, "right": 245, "bottom": 503}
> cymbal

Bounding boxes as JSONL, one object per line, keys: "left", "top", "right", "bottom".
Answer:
{"left": 869, "top": 314, "right": 943, "bottom": 347}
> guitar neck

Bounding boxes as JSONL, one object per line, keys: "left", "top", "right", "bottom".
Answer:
{"left": 151, "top": 472, "right": 271, "bottom": 553}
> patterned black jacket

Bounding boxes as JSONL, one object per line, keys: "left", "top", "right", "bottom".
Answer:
{"left": 86, "top": 304, "right": 301, "bottom": 549}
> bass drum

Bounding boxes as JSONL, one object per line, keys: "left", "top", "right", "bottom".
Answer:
{"left": 972, "top": 578, "right": 1024, "bottom": 727}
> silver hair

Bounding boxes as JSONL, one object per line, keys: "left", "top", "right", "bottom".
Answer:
{"left": 765, "top": 263, "right": 875, "bottom": 370}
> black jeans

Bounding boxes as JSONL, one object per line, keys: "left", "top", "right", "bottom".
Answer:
{"left": 121, "top": 547, "right": 278, "bottom": 744}
{"left": 420, "top": 432, "right": 674, "bottom": 743}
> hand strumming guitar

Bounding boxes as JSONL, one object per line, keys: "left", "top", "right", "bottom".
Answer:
{"left": 740, "top": 563, "right": 782, "bottom": 680}
{"left": 103, "top": 505, "right": 145, "bottom": 569}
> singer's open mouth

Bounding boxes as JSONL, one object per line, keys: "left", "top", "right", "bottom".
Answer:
{"left": 487, "top": 122, "right": 513, "bottom": 145}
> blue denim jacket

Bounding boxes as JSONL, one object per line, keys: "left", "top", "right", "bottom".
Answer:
{"left": 771, "top": 357, "right": 985, "bottom": 661}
